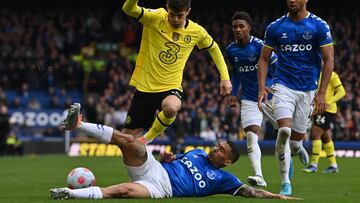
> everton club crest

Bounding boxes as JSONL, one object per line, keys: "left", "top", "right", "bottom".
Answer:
{"left": 303, "top": 30, "right": 312, "bottom": 40}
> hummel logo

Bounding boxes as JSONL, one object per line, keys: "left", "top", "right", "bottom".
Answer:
{"left": 281, "top": 33, "right": 288, "bottom": 39}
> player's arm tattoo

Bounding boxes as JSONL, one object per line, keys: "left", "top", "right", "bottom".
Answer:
{"left": 235, "top": 185, "right": 280, "bottom": 199}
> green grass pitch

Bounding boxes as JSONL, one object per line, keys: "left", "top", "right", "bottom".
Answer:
{"left": 0, "top": 155, "right": 359, "bottom": 203}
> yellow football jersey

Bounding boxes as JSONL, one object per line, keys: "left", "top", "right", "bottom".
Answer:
{"left": 130, "top": 8, "right": 216, "bottom": 92}
{"left": 317, "top": 72, "right": 345, "bottom": 113}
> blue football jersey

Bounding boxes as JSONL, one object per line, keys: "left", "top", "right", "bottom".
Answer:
{"left": 264, "top": 12, "right": 333, "bottom": 91}
{"left": 162, "top": 149, "right": 243, "bottom": 197}
{"left": 226, "top": 36, "right": 277, "bottom": 102}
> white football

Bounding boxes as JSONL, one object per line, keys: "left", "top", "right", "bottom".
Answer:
{"left": 66, "top": 167, "right": 96, "bottom": 189}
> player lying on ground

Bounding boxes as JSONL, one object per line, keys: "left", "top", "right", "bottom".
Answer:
{"left": 50, "top": 103, "right": 300, "bottom": 200}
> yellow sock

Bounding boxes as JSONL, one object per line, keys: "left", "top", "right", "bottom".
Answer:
{"left": 323, "top": 141, "right": 337, "bottom": 167}
{"left": 311, "top": 139, "right": 322, "bottom": 166}
{"left": 145, "top": 111, "right": 176, "bottom": 141}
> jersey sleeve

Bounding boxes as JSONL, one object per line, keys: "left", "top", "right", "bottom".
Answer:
{"left": 330, "top": 72, "right": 342, "bottom": 88}
{"left": 231, "top": 69, "right": 241, "bottom": 96}
{"left": 225, "top": 47, "right": 233, "bottom": 66}
{"left": 197, "top": 26, "right": 214, "bottom": 50}
{"left": 138, "top": 8, "right": 165, "bottom": 26}
{"left": 316, "top": 20, "right": 333, "bottom": 47}
{"left": 269, "top": 52, "right": 278, "bottom": 65}
{"left": 225, "top": 47, "right": 241, "bottom": 96}
{"left": 217, "top": 171, "right": 244, "bottom": 195}
{"left": 263, "top": 23, "right": 276, "bottom": 49}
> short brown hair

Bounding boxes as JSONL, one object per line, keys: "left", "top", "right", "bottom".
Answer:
{"left": 227, "top": 140, "right": 240, "bottom": 163}
{"left": 231, "top": 11, "right": 253, "bottom": 27}
{"left": 167, "top": 0, "right": 191, "bottom": 11}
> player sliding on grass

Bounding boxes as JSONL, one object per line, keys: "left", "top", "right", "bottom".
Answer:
{"left": 50, "top": 103, "right": 300, "bottom": 200}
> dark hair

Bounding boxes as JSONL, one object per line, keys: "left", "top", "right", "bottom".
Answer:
{"left": 231, "top": 11, "right": 252, "bottom": 27}
{"left": 226, "top": 140, "right": 240, "bottom": 163}
{"left": 167, "top": 0, "right": 191, "bottom": 11}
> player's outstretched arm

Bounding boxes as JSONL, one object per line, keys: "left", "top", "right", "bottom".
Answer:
{"left": 257, "top": 46, "right": 272, "bottom": 111}
{"left": 235, "top": 185, "right": 302, "bottom": 200}
{"left": 122, "top": 0, "right": 142, "bottom": 18}
{"left": 207, "top": 42, "right": 232, "bottom": 95}
{"left": 314, "top": 44, "right": 334, "bottom": 114}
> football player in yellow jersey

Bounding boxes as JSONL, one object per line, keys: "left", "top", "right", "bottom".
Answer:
{"left": 303, "top": 71, "right": 345, "bottom": 173}
{"left": 122, "top": 0, "right": 232, "bottom": 142}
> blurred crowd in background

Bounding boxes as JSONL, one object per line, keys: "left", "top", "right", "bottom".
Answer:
{"left": 0, "top": 0, "right": 359, "bottom": 149}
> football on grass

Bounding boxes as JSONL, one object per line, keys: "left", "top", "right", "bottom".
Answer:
{"left": 67, "top": 167, "right": 96, "bottom": 189}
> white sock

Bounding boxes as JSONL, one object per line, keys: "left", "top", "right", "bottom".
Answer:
{"left": 275, "top": 127, "right": 291, "bottom": 184}
{"left": 77, "top": 122, "right": 113, "bottom": 143}
{"left": 290, "top": 139, "right": 303, "bottom": 155}
{"left": 70, "top": 186, "right": 103, "bottom": 199}
{"left": 246, "top": 131, "right": 263, "bottom": 177}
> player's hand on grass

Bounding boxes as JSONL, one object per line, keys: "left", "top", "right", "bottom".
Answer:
{"left": 258, "top": 89, "right": 268, "bottom": 112}
{"left": 220, "top": 80, "right": 232, "bottom": 95}
{"left": 160, "top": 152, "right": 176, "bottom": 163}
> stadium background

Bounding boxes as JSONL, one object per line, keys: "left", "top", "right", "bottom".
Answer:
{"left": 0, "top": 0, "right": 359, "bottom": 156}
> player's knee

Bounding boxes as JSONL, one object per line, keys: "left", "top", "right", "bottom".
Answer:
{"left": 110, "top": 186, "right": 132, "bottom": 197}
{"left": 321, "top": 136, "right": 331, "bottom": 143}
{"left": 162, "top": 105, "right": 179, "bottom": 117}
{"left": 102, "top": 186, "right": 129, "bottom": 198}
{"left": 112, "top": 130, "right": 136, "bottom": 145}
{"left": 278, "top": 127, "right": 291, "bottom": 139}
{"left": 245, "top": 126, "right": 261, "bottom": 135}
{"left": 275, "top": 127, "right": 291, "bottom": 153}
{"left": 162, "top": 96, "right": 181, "bottom": 117}
{"left": 246, "top": 131, "right": 259, "bottom": 147}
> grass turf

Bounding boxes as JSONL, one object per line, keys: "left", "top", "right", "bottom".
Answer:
{"left": 0, "top": 154, "right": 359, "bottom": 203}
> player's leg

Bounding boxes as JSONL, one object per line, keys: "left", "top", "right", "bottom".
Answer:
{"left": 272, "top": 84, "right": 295, "bottom": 195}
{"left": 101, "top": 183, "right": 150, "bottom": 198}
{"left": 245, "top": 125, "right": 267, "bottom": 187}
{"left": 290, "top": 89, "right": 316, "bottom": 167}
{"left": 50, "top": 183, "right": 150, "bottom": 199}
{"left": 289, "top": 131, "right": 309, "bottom": 166}
{"left": 124, "top": 90, "right": 158, "bottom": 138}
{"left": 241, "top": 100, "right": 267, "bottom": 187}
{"left": 303, "top": 121, "right": 323, "bottom": 173}
{"left": 322, "top": 129, "right": 339, "bottom": 173}
{"left": 63, "top": 103, "right": 149, "bottom": 166}
{"left": 276, "top": 117, "right": 292, "bottom": 195}
{"left": 144, "top": 90, "right": 182, "bottom": 142}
